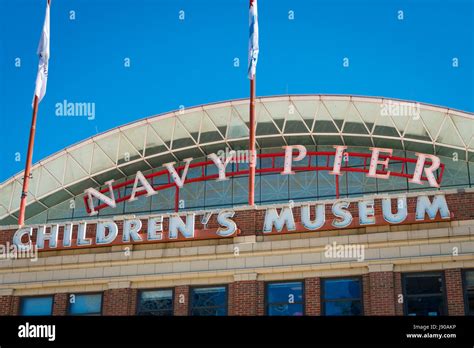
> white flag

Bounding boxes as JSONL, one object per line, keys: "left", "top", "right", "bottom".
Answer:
{"left": 33, "top": 0, "right": 50, "bottom": 105}
{"left": 248, "top": 0, "right": 259, "bottom": 80}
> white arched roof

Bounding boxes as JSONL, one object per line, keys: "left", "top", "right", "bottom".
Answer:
{"left": 1, "top": 95, "right": 473, "bottom": 225}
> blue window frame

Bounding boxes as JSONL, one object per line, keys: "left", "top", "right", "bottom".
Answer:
{"left": 403, "top": 272, "right": 446, "bottom": 316}
{"left": 266, "top": 281, "right": 304, "bottom": 316}
{"left": 190, "top": 286, "right": 227, "bottom": 316}
{"left": 68, "top": 293, "right": 103, "bottom": 316}
{"left": 322, "top": 278, "right": 362, "bottom": 316}
{"left": 20, "top": 296, "right": 53, "bottom": 316}
{"left": 137, "top": 289, "right": 174, "bottom": 316}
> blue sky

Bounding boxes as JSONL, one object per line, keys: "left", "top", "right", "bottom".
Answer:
{"left": 0, "top": 0, "right": 473, "bottom": 182}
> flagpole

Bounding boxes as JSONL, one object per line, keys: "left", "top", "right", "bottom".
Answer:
{"left": 18, "top": 95, "right": 39, "bottom": 227}
{"left": 248, "top": 77, "right": 256, "bottom": 206}
{"left": 247, "top": 0, "right": 258, "bottom": 207}
{"left": 18, "top": 0, "right": 50, "bottom": 227}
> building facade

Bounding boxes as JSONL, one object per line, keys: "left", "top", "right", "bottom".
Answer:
{"left": 0, "top": 95, "right": 473, "bottom": 316}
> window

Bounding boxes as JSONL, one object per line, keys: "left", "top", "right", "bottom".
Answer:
{"left": 322, "top": 278, "right": 362, "bottom": 316}
{"left": 68, "top": 293, "right": 102, "bottom": 315}
{"left": 20, "top": 296, "right": 53, "bottom": 316}
{"left": 464, "top": 270, "right": 474, "bottom": 315}
{"left": 137, "top": 289, "right": 173, "bottom": 316}
{"left": 403, "top": 273, "right": 446, "bottom": 316}
{"left": 190, "top": 286, "right": 227, "bottom": 316}
{"left": 266, "top": 281, "right": 304, "bottom": 316}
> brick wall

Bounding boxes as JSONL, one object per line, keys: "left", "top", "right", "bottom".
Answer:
{"left": 11, "top": 296, "right": 20, "bottom": 315}
{"left": 229, "top": 280, "right": 259, "bottom": 316}
{"left": 367, "top": 272, "right": 396, "bottom": 315}
{"left": 445, "top": 268, "right": 466, "bottom": 316}
{"left": 362, "top": 274, "right": 371, "bottom": 316}
{"left": 304, "top": 277, "right": 320, "bottom": 316}
{"left": 0, "top": 296, "right": 13, "bottom": 315}
{"left": 394, "top": 272, "right": 404, "bottom": 316}
{"left": 1, "top": 191, "right": 472, "bottom": 317}
{"left": 130, "top": 289, "right": 138, "bottom": 315}
{"left": 0, "top": 269, "right": 471, "bottom": 316}
{"left": 52, "top": 293, "right": 68, "bottom": 316}
{"left": 256, "top": 281, "right": 265, "bottom": 316}
{"left": 174, "top": 285, "right": 189, "bottom": 316}
{"left": 103, "top": 289, "right": 134, "bottom": 315}
{"left": 227, "top": 282, "right": 235, "bottom": 316}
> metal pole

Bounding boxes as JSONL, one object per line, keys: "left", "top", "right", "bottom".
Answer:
{"left": 18, "top": 0, "right": 51, "bottom": 226}
{"left": 248, "top": 77, "right": 256, "bottom": 206}
{"left": 18, "top": 95, "right": 39, "bottom": 226}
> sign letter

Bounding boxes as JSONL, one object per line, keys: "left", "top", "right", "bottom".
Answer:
{"left": 281, "top": 145, "right": 307, "bottom": 175}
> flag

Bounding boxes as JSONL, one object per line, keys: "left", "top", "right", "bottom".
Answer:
{"left": 248, "top": 0, "right": 259, "bottom": 80}
{"left": 33, "top": 0, "right": 50, "bottom": 105}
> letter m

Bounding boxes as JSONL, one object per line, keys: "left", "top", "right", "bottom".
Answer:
{"left": 263, "top": 207, "right": 296, "bottom": 233}
{"left": 415, "top": 195, "right": 451, "bottom": 221}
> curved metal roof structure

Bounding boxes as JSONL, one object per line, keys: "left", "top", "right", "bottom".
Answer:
{"left": 1, "top": 95, "right": 473, "bottom": 225}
